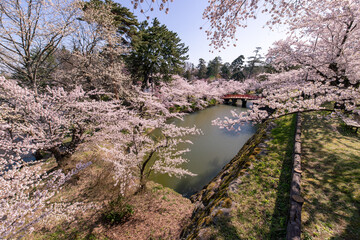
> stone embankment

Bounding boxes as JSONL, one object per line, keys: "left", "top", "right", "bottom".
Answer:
{"left": 180, "top": 120, "right": 276, "bottom": 239}
{"left": 286, "top": 114, "right": 303, "bottom": 240}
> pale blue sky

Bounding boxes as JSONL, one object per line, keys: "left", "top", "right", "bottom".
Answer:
{"left": 120, "top": 0, "right": 287, "bottom": 65}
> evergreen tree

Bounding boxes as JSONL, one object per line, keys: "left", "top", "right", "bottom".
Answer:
{"left": 220, "top": 62, "right": 231, "bottom": 80}
{"left": 82, "top": 0, "right": 139, "bottom": 45}
{"left": 182, "top": 62, "right": 195, "bottom": 80}
{"left": 206, "top": 56, "right": 222, "bottom": 79}
{"left": 126, "top": 18, "right": 189, "bottom": 88}
{"left": 245, "top": 47, "right": 264, "bottom": 78}
{"left": 230, "top": 54, "right": 245, "bottom": 81}
{"left": 196, "top": 58, "right": 207, "bottom": 79}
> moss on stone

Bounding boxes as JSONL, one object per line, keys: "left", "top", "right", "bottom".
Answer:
{"left": 215, "top": 210, "right": 224, "bottom": 218}
{"left": 248, "top": 155, "right": 256, "bottom": 161}
{"left": 244, "top": 161, "right": 252, "bottom": 168}
{"left": 253, "top": 147, "right": 262, "bottom": 155}
{"left": 202, "top": 190, "right": 215, "bottom": 204}
{"left": 206, "top": 182, "right": 217, "bottom": 191}
{"left": 181, "top": 120, "right": 270, "bottom": 239}
{"left": 197, "top": 217, "right": 205, "bottom": 227}
{"left": 221, "top": 198, "right": 232, "bottom": 208}
{"left": 204, "top": 216, "right": 212, "bottom": 225}
{"left": 239, "top": 169, "right": 247, "bottom": 174}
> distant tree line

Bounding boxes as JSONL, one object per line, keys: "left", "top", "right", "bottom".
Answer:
{"left": 181, "top": 47, "right": 272, "bottom": 81}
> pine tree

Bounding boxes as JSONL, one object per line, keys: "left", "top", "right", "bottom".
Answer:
{"left": 82, "top": 0, "right": 139, "bottom": 45}
{"left": 126, "top": 18, "right": 189, "bottom": 88}
{"left": 230, "top": 54, "right": 245, "bottom": 81}
{"left": 220, "top": 62, "right": 231, "bottom": 80}
{"left": 245, "top": 47, "right": 264, "bottom": 78}
{"left": 206, "top": 56, "right": 222, "bottom": 79}
{"left": 196, "top": 58, "right": 207, "bottom": 79}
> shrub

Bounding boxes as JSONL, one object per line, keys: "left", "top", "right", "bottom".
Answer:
{"left": 102, "top": 196, "right": 134, "bottom": 225}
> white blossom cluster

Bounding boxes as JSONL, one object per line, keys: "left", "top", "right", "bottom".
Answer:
{"left": 156, "top": 75, "right": 259, "bottom": 111}
{"left": 0, "top": 72, "right": 258, "bottom": 237}
{"left": 0, "top": 76, "right": 98, "bottom": 238}
{"left": 213, "top": 0, "right": 360, "bottom": 130}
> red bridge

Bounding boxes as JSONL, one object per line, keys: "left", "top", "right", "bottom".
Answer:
{"left": 221, "top": 94, "right": 261, "bottom": 108}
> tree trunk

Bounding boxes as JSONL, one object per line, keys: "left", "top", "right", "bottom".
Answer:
{"left": 34, "top": 149, "right": 45, "bottom": 160}
{"left": 49, "top": 146, "right": 69, "bottom": 169}
{"left": 139, "top": 150, "right": 156, "bottom": 190}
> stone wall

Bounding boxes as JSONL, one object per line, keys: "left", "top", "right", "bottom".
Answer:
{"left": 286, "top": 113, "right": 303, "bottom": 240}
{"left": 180, "top": 121, "right": 273, "bottom": 239}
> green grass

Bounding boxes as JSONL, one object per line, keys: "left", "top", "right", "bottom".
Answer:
{"left": 40, "top": 226, "right": 102, "bottom": 240}
{"left": 213, "top": 114, "right": 296, "bottom": 239}
{"left": 301, "top": 113, "right": 360, "bottom": 239}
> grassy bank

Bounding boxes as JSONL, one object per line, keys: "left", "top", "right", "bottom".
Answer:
{"left": 28, "top": 112, "right": 360, "bottom": 240}
{"left": 228, "top": 114, "right": 296, "bottom": 239}
{"left": 181, "top": 114, "right": 297, "bottom": 239}
{"left": 301, "top": 113, "right": 360, "bottom": 239}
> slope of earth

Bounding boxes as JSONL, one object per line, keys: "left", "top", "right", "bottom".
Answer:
{"left": 30, "top": 146, "right": 193, "bottom": 240}
{"left": 102, "top": 182, "right": 193, "bottom": 240}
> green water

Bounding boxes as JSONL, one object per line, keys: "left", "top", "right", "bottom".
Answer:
{"left": 150, "top": 104, "right": 256, "bottom": 197}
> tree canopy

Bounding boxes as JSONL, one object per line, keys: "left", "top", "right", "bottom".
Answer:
{"left": 206, "top": 56, "right": 222, "bottom": 79}
{"left": 214, "top": 0, "right": 360, "bottom": 129}
{"left": 230, "top": 54, "right": 245, "bottom": 81}
{"left": 82, "top": 0, "right": 139, "bottom": 45}
{"left": 245, "top": 47, "right": 264, "bottom": 78}
{"left": 196, "top": 58, "right": 207, "bottom": 79}
{"left": 2, "top": 0, "right": 360, "bottom": 238}
{"left": 0, "top": 0, "right": 79, "bottom": 94}
{"left": 220, "top": 62, "right": 231, "bottom": 80}
{"left": 126, "top": 18, "right": 189, "bottom": 88}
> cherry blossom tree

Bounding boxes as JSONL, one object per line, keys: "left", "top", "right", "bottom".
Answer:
{"left": 213, "top": 0, "right": 360, "bottom": 129}
{"left": 0, "top": 77, "right": 100, "bottom": 167}
{"left": 93, "top": 87, "right": 202, "bottom": 193}
{"left": 0, "top": 0, "right": 131, "bottom": 96}
{"left": 131, "top": 0, "right": 172, "bottom": 15}
{"left": 0, "top": 76, "right": 99, "bottom": 239}
{"left": 131, "top": 0, "right": 306, "bottom": 49}
{"left": 155, "top": 76, "right": 216, "bottom": 111}
{"left": 0, "top": 157, "right": 92, "bottom": 239}
{"left": 201, "top": 0, "right": 300, "bottom": 49}
{"left": 106, "top": 76, "right": 260, "bottom": 191}
{"left": 0, "top": 73, "right": 257, "bottom": 238}
{"left": 154, "top": 75, "right": 259, "bottom": 112}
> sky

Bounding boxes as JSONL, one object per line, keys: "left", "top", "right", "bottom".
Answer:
{"left": 120, "top": 0, "right": 287, "bottom": 65}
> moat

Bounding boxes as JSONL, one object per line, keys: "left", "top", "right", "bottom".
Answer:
{"left": 150, "top": 104, "right": 257, "bottom": 197}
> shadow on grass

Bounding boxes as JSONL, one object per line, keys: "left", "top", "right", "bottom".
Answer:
{"left": 41, "top": 211, "right": 103, "bottom": 240}
{"left": 301, "top": 114, "right": 360, "bottom": 239}
{"left": 39, "top": 159, "right": 123, "bottom": 240}
{"left": 213, "top": 216, "right": 244, "bottom": 240}
{"left": 268, "top": 114, "right": 296, "bottom": 239}
{"left": 211, "top": 115, "right": 296, "bottom": 239}
{"left": 337, "top": 123, "right": 360, "bottom": 139}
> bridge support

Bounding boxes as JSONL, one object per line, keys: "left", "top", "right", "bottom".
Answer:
{"left": 221, "top": 94, "right": 260, "bottom": 108}
{"left": 242, "top": 99, "right": 247, "bottom": 108}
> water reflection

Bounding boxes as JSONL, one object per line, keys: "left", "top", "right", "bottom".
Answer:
{"left": 150, "top": 104, "right": 256, "bottom": 197}
{"left": 174, "top": 157, "right": 225, "bottom": 198}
